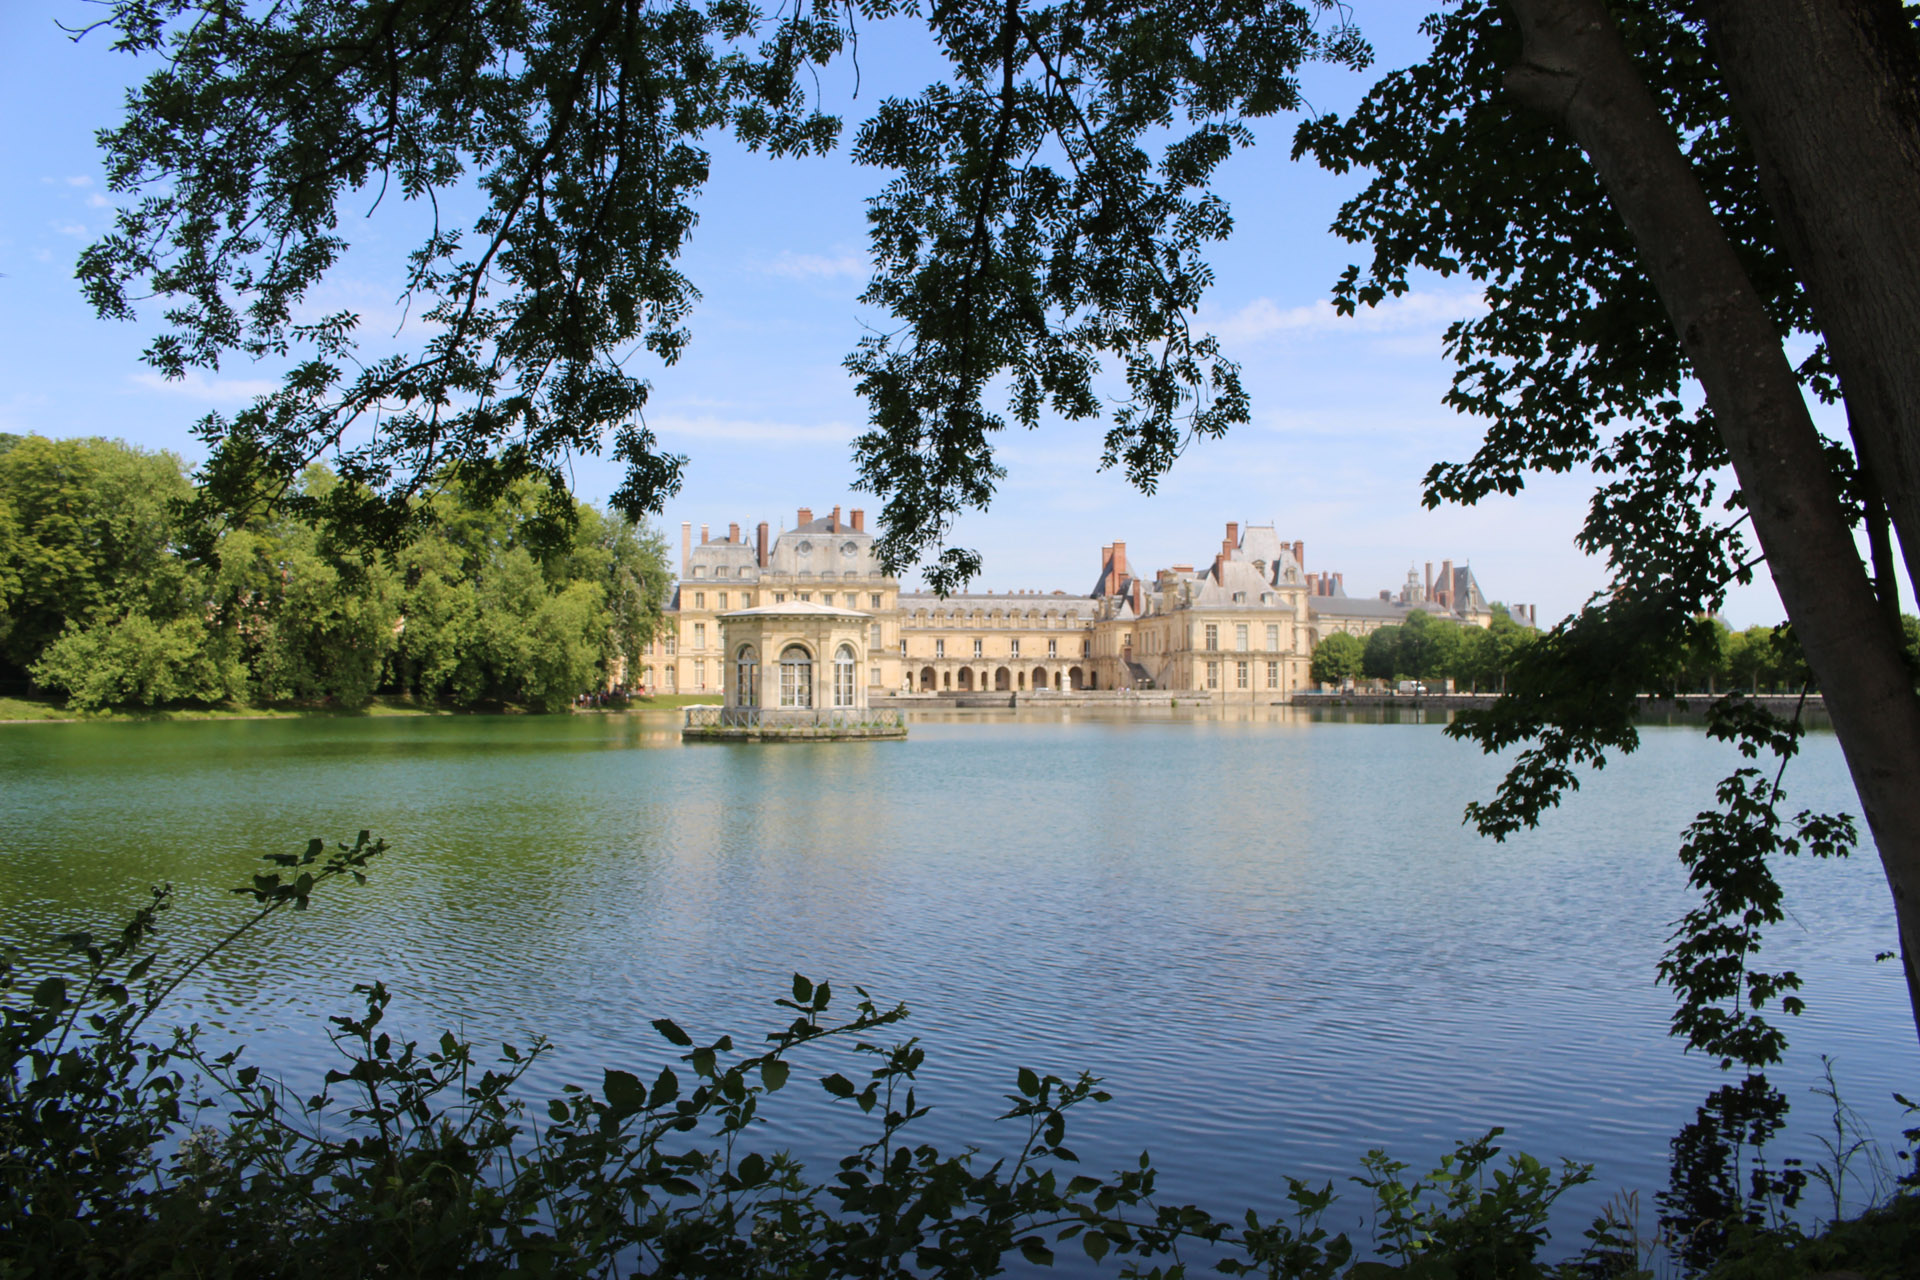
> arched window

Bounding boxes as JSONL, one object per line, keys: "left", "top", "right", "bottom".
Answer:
{"left": 735, "top": 645, "right": 759, "bottom": 708}
{"left": 833, "top": 644, "right": 857, "bottom": 707}
{"left": 780, "top": 645, "right": 813, "bottom": 708}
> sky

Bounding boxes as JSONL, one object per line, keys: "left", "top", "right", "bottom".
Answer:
{"left": 0, "top": 2, "right": 1862, "bottom": 626}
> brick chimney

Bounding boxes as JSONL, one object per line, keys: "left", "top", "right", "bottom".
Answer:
{"left": 1440, "top": 559, "right": 1454, "bottom": 609}
{"left": 729, "top": 522, "right": 740, "bottom": 544}
{"left": 1334, "top": 572, "right": 1344, "bottom": 593}
{"left": 1131, "top": 579, "right": 1143, "bottom": 615}
{"left": 700, "top": 523, "right": 709, "bottom": 545}
{"left": 680, "top": 521, "right": 691, "bottom": 577}
{"left": 1098, "top": 544, "right": 1114, "bottom": 594}
{"left": 1226, "top": 521, "right": 1239, "bottom": 548}
{"left": 1112, "top": 541, "right": 1127, "bottom": 584}
{"left": 1425, "top": 561, "right": 1434, "bottom": 601}
{"left": 1293, "top": 540, "right": 1305, "bottom": 570}
{"left": 797, "top": 506, "right": 813, "bottom": 528}
{"left": 851, "top": 508, "right": 865, "bottom": 532}
{"left": 830, "top": 505, "right": 841, "bottom": 532}
{"left": 756, "top": 522, "right": 770, "bottom": 568}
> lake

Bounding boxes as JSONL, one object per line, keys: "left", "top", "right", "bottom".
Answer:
{"left": 1, "top": 707, "right": 1912, "bottom": 1261}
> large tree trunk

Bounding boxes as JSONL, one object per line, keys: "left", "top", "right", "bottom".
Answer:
{"left": 1700, "top": 0, "right": 1920, "bottom": 609}
{"left": 1500, "top": 0, "right": 1920, "bottom": 1044}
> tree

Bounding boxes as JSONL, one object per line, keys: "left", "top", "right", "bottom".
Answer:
{"left": 1309, "top": 631, "right": 1365, "bottom": 685}
{"left": 71, "top": 1, "right": 1920, "bottom": 1044}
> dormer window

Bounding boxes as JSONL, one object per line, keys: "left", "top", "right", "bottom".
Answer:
{"left": 1233, "top": 591, "right": 1246, "bottom": 603}
{"left": 693, "top": 566, "right": 705, "bottom": 578}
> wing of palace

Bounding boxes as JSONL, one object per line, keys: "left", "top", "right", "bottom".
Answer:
{"left": 633, "top": 504, "right": 1538, "bottom": 699}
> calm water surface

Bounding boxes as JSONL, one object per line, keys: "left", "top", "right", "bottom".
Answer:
{"left": 2, "top": 708, "right": 1912, "bottom": 1256}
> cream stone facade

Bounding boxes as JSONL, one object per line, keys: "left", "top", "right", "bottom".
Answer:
{"left": 636, "top": 504, "right": 1535, "bottom": 699}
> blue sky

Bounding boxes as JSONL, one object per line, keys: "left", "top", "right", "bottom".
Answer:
{"left": 0, "top": 2, "right": 1851, "bottom": 626}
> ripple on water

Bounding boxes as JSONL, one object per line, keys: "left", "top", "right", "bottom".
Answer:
{"left": 0, "top": 712, "right": 1911, "bottom": 1257}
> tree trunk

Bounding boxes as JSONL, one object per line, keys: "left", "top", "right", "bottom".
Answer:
{"left": 1701, "top": 0, "right": 1920, "bottom": 603}
{"left": 1501, "top": 0, "right": 1920, "bottom": 1045}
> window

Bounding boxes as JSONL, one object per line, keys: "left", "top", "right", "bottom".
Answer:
{"left": 834, "top": 645, "right": 856, "bottom": 707}
{"left": 693, "top": 566, "right": 705, "bottom": 578}
{"left": 774, "top": 592, "right": 786, "bottom": 603}
{"left": 1267, "top": 661, "right": 1279, "bottom": 690}
{"left": 1010, "top": 638, "right": 1020, "bottom": 658}
{"left": 1235, "top": 623, "right": 1249, "bottom": 651}
{"left": 1048, "top": 638, "right": 1057, "bottom": 658}
{"left": 1236, "top": 660, "right": 1249, "bottom": 690}
{"left": 1266, "top": 624, "right": 1280, "bottom": 651}
{"left": 666, "top": 667, "right": 676, "bottom": 692}
{"left": 1205, "top": 623, "right": 1219, "bottom": 650}
{"left": 695, "top": 592, "right": 705, "bottom": 609}
{"left": 821, "top": 593, "right": 833, "bottom": 606}
{"left": 717, "top": 592, "right": 728, "bottom": 610}
{"left": 736, "top": 646, "right": 759, "bottom": 707}
{"left": 936, "top": 639, "right": 946, "bottom": 658}
{"left": 716, "top": 566, "right": 729, "bottom": 577}
{"left": 972, "top": 637, "right": 983, "bottom": 658}
{"left": 780, "top": 645, "right": 813, "bottom": 708}
{"left": 695, "top": 659, "right": 706, "bottom": 689}
{"left": 1233, "top": 591, "right": 1246, "bottom": 603}
{"left": 693, "top": 623, "right": 706, "bottom": 649}
{"left": 742, "top": 592, "right": 754, "bottom": 607}
{"left": 798, "top": 593, "right": 812, "bottom": 602}
{"left": 1082, "top": 638, "right": 1090, "bottom": 657}
{"left": 1206, "top": 661, "right": 1220, "bottom": 690}
{"left": 870, "top": 593, "right": 882, "bottom": 609}
{"left": 870, "top": 667, "right": 880, "bottom": 686}
{"left": 665, "top": 631, "right": 676, "bottom": 656}
{"left": 871, "top": 623, "right": 883, "bottom": 648}
{"left": 899, "top": 638, "right": 907, "bottom": 657}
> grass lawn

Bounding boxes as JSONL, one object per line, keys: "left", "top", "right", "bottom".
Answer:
{"left": 0, "top": 693, "right": 722, "bottom": 723}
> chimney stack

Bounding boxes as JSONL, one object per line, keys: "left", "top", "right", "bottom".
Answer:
{"left": 729, "top": 522, "right": 740, "bottom": 544}
{"left": 681, "top": 521, "right": 692, "bottom": 578}
{"left": 797, "top": 506, "right": 813, "bottom": 528}
{"left": 831, "top": 505, "right": 842, "bottom": 532}
{"left": 1099, "top": 544, "right": 1114, "bottom": 594}
{"left": 1293, "top": 540, "right": 1305, "bottom": 570}
{"left": 1132, "top": 579, "right": 1143, "bottom": 615}
{"left": 851, "top": 508, "right": 865, "bottom": 532}
{"left": 1425, "top": 561, "right": 1434, "bottom": 601}
{"left": 1335, "top": 572, "right": 1344, "bottom": 593}
{"left": 1113, "top": 541, "right": 1128, "bottom": 584}
{"left": 700, "top": 523, "right": 710, "bottom": 545}
{"left": 757, "top": 522, "right": 770, "bottom": 568}
{"left": 1226, "top": 521, "right": 1239, "bottom": 548}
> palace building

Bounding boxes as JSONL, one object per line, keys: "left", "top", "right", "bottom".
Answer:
{"left": 633, "top": 505, "right": 1535, "bottom": 699}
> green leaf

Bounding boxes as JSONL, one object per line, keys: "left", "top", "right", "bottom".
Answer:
{"left": 31, "top": 976, "right": 66, "bottom": 1009}
{"left": 603, "top": 1068, "right": 647, "bottom": 1116}
{"left": 762, "top": 1058, "right": 790, "bottom": 1092}
{"left": 821, "top": 1073, "right": 856, "bottom": 1099}
{"left": 1017, "top": 1237, "right": 1054, "bottom": 1266}
{"left": 1017, "top": 1066, "right": 1040, "bottom": 1098}
{"left": 791, "top": 973, "right": 813, "bottom": 1004}
{"left": 652, "top": 1017, "right": 692, "bottom": 1046}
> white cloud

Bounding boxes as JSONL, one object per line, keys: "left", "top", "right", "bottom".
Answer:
{"left": 650, "top": 413, "right": 857, "bottom": 446}
{"left": 64, "top": 175, "right": 93, "bottom": 187}
{"left": 131, "top": 370, "right": 282, "bottom": 403}
{"left": 86, "top": 193, "right": 111, "bottom": 208}
{"left": 761, "top": 250, "right": 868, "bottom": 281}
{"left": 1204, "top": 287, "right": 1488, "bottom": 345}
{"left": 51, "top": 221, "right": 87, "bottom": 238}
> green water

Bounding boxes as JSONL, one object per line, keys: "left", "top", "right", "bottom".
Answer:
{"left": 1, "top": 707, "right": 1910, "bottom": 1244}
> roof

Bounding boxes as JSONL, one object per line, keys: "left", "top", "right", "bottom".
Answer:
{"left": 1310, "top": 597, "right": 1409, "bottom": 621}
{"left": 719, "top": 601, "right": 870, "bottom": 619}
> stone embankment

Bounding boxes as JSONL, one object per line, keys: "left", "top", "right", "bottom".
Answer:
{"left": 1290, "top": 690, "right": 1829, "bottom": 720}
{"left": 881, "top": 690, "right": 1185, "bottom": 710}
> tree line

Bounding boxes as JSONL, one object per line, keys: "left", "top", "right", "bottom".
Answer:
{"left": 0, "top": 434, "right": 671, "bottom": 712}
{"left": 1309, "top": 607, "right": 1919, "bottom": 696}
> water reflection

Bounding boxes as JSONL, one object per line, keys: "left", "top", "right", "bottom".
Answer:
{"left": 0, "top": 709, "right": 1908, "bottom": 1261}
